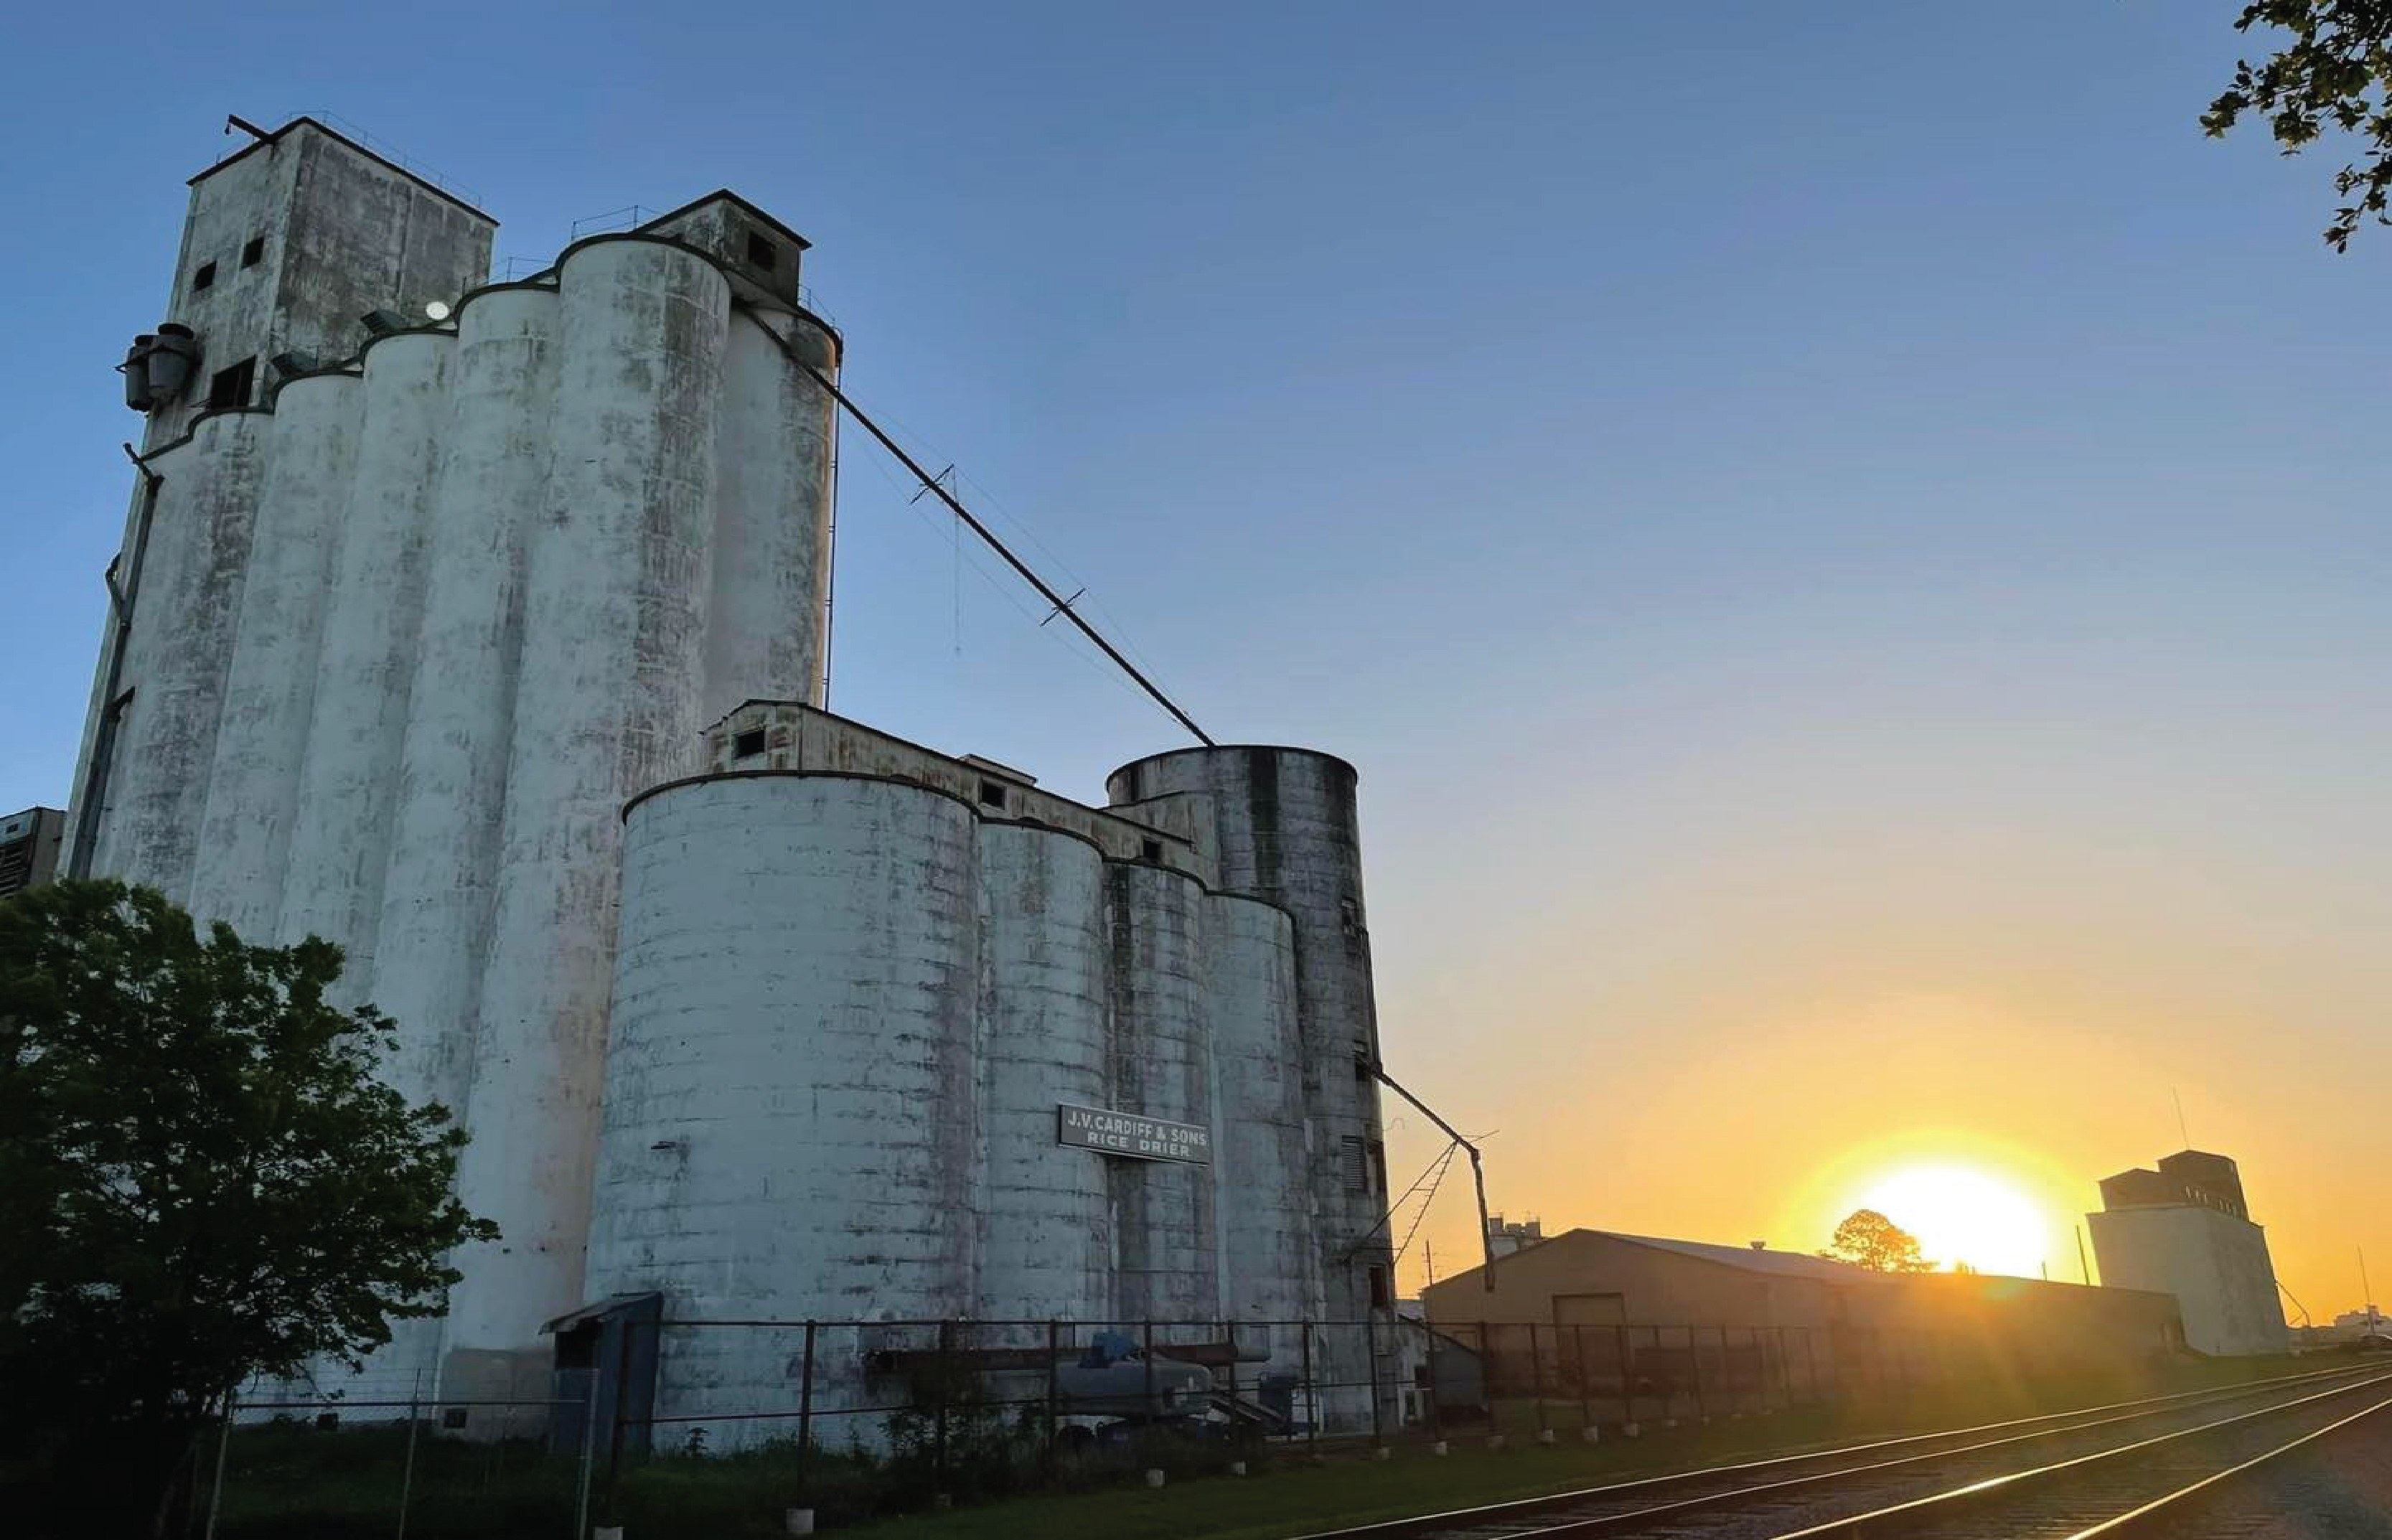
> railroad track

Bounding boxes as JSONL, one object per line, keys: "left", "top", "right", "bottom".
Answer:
{"left": 1295, "top": 1363, "right": 2392, "bottom": 1540}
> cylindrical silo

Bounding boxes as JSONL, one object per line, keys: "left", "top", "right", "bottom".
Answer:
{"left": 1104, "top": 861, "right": 1223, "bottom": 1325}
{"left": 1106, "top": 748, "right": 1391, "bottom": 1424}
{"left": 587, "top": 774, "right": 979, "bottom": 1429}
{"left": 451, "top": 238, "right": 730, "bottom": 1366}
{"left": 702, "top": 306, "right": 837, "bottom": 721}
{"left": 974, "top": 822, "right": 1112, "bottom": 1323}
{"left": 373, "top": 285, "right": 558, "bottom": 1125}
{"left": 188, "top": 372, "right": 364, "bottom": 939}
{"left": 94, "top": 410, "right": 268, "bottom": 903}
{"left": 277, "top": 329, "right": 452, "bottom": 1003}
{"left": 1206, "top": 894, "right": 1312, "bottom": 1328}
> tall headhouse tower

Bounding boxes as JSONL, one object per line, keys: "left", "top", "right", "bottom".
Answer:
{"left": 68, "top": 117, "right": 1397, "bottom": 1430}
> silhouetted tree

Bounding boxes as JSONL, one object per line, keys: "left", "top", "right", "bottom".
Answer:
{"left": 1820, "top": 1208, "right": 1936, "bottom": 1273}
{"left": 2203, "top": 2, "right": 2392, "bottom": 248}
{"left": 0, "top": 880, "right": 496, "bottom": 1538}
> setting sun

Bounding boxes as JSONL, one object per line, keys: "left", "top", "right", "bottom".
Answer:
{"left": 1857, "top": 1163, "right": 2052, "bottom": 1278}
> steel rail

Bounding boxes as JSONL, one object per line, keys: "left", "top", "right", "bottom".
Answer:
{"left": 1290, "top": 1361, "right": 2388, "bottom": 1540}
{"left": 1768, "top": 1370, "right": 2392, "bottom": 1539}
{"left": 2060, "top": 1389, "right": 2392, "bottom": 1539}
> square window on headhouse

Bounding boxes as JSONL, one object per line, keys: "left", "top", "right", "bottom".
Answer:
{"left": 206, "top": 358, "right": 255, "bottom": 410}
{"left": 746, "top": 232, "right": 777, "bottom": 271}
{"left": 241, "top": 235, "right": 266, "bottom": 267}
{"left": 978, "top": 779, "right": 1008, "bottom": 810}
{"left": 1140, "top": 838, "right": 1164, "bottom": 863}
{"left": 732, "top": 728, "right": 767, "bottom": 761}
{"left": 192, "top": 261, "right": 217, "bottom": 293}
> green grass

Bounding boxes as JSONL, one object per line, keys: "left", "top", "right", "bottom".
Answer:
{"left": 200, "top": 1350, "right": 2353, "bottom": 1540}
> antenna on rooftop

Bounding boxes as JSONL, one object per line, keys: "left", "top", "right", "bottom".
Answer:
{"left": 2172, "top": 1087, "right": 2190, "bottom": 1150}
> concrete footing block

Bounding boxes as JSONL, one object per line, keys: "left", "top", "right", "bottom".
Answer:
{"left": 1373, "top": 1446, "right": 1392, "bottom": 1461}
{"left": 1581, "top": 1424, "right": 1602, "bottom": 1443}
{"left": 1486, "top": 1433, "right": 1506, "bottom": 1451}
{"left": 1431, "top": 1440, "right": 1450, "bottom": 1457}
{"left": 595, "top": 1529, "right": 624, "bottom": 1540}
{"left": 1538, "top": 1428, "right": 1557, "bottom": 1445}
{"left": 1144, "top": 1468, "right": 1165, "bottom": 1488}
{"left": 1229, "top": 1460, "right": 1247, "bottom": 1477}
{"left": 784, "top": 1510, "right": 815, "bottom": 1536}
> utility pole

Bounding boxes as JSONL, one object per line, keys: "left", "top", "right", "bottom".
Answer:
{"left": 2076, "top": 1226, "right": 2093, "bottom": 1287}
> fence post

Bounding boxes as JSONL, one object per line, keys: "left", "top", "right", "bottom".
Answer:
{"left": 1528, "top": 1323, "right": 1550, "bottom": 1442}
{"left": 1688, "top": 1325, "right": 1707, "bottom": 1422}
{"left": 1142, "top": 1319, "right": 1157, "bottom": 1434}
{"left": 1425, "top": 1316, "right": 1445, "bottom": 1443}
{"left": 1479, "top": 1321, "right": 1495, "bottom": 1441}
{"left": 1805, "top": 1327, "right": 1821, "bottom": 1407}
{"left": 798, "top": 1321, "right": 817, "bottom": 1483}
{"left": 1365, "top": 1313, "right": 1385, "bottom": 1446}
{"left": 1718, "top": 1325, "right": 1734, "bottom": 1414}
{"left": 1043, "top": 1320, "right": 1061, "bottom": 1463}
{"left": 397, "top": 1369, "right": 422, "bottom": 1540}
{"left": 1572, "top": 1325, "right": 1593, "bottom": 1435}
{"left": 1300, "top": 1320, "right": 1320, "bottom": 1457}
{"left": 202, "top": 1385, "right": 235, "bottom": 1540}
{"left": 1221, "top": 1320, "right": 1239, "bottom": 1435}
{"left": 934, "top": 1320, "right": 954, "bottom": 1496}
{"left": 1615, "top": 1325, "right": 1633, "bottom": 1430}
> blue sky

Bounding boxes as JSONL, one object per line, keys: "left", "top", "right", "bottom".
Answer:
{"left": 5, "top": 4, "right": 2388, "bottom": 1304}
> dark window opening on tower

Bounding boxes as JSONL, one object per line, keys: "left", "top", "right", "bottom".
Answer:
{"left": 1140, "top": 837, "right": 1163, "bottom": 863}
{"left": 1370, "top": 1139, "right": 1388, "bottom": 1196}
{"left": 241, "top": 236, "right": 266, "bottom": 268}
{"left": 746, "top": 233, "right": 777, "bottom": 271}
{"left": 206, "top": 358, "right": 255, "bottom": 410}
{"left": 1367, "top": 1264, "right": 1392, "bottom": 1310}
{"left": 192, "top": 261, "right": 217, "bottom": 293}
{"left": 978, "top": 779, "right": 1008, "bottom": 809}
{"left": 732, "top": 728, "right": 766, "bottom": 760}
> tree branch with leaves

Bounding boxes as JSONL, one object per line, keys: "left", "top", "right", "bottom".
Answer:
{"left": 2204, "top": 1, "right": 2392, "bottom": 248}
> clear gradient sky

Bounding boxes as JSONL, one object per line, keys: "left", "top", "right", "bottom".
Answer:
{"left": 4, "top": 4, "right": 2385, "bottom": 1320}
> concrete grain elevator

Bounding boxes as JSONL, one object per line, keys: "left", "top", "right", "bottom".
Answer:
{"left": 68, "top": 116, "right": 1399, "bottom": 1434}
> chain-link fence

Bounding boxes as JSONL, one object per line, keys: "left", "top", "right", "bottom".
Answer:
{"left": 184, "top": 1314, "right": 2020, "bottom": 1536}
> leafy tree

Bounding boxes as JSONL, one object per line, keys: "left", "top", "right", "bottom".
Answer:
{"left": 0, "top": 880, "right": 496, "bottom": 1538}
{"left": 2203, "top": 2, "right": 2392, "bottom": 248}
{"left": 1819, "top": 1208, "right": 1936, "bottom": 1273}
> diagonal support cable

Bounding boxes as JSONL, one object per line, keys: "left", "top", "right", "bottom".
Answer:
{"left": 744, "top": 308, "right": 1216, "bottom": 746}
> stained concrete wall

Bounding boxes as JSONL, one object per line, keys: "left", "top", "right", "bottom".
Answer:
{"left": 587, "top": 705, "right": 1345, "bottom": 1436}
{"left": 1104, "top": 748, "right": 1397, "bottom": 1420}
{"left": 590, "top": 775, "right": 980, "bottom": 1425}
{"left": 90, "top": 412, "right": 269, "bottom": 901}
{"left": 73, "top": 216, "right": 837, "bottom": 1404}
{"left": 2088, "top": 1206, "right": 2290, "bottom": 1356}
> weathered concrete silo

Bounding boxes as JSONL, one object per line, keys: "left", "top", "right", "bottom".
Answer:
{"left": 74, "top": 118, "right": 1406, "bottom": 1438}
{"left": 974, "top": 822, "right": 1115, "bottom": 1324}
{"left": 188, "top": 370, "right": 364, "bottom": 939}
{"left": 1105, "top": 747, "right": 1397, "bottom": 1419}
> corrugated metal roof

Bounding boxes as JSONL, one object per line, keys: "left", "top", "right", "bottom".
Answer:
{"left": 1585, "top": 1231, "right": 1898, "bottom": 1284}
